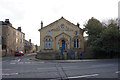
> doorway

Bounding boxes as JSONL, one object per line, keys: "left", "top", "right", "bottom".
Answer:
{"left": 61, "top": 40, "right": 65, "bottom": 50}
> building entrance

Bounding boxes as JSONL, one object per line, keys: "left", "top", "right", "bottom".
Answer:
{"left": 61, "top": 40, "right": 65, "bottom": 50}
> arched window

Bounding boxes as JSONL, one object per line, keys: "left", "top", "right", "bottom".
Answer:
{"left": 74, "top": 38, "right": 80, "bottom": 48}
{"left": 74, "top": 39, "right": 76, "bottom": 48}
{"left": 44, "top": 38, "right": 52, "bottom": 49}
{"left": 45, "top": 39, "right": 48, "bottom": 49}
{"left": 48, "top": 39, "right": 52, "bottom": 49}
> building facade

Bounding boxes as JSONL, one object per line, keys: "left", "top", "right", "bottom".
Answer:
{"left": 24, "top": 39, "right": 37, "bottom": 53}
{"left": 38, "top": 17, "right": 84, "bottom": 59}
{"left": 0, "top": 19, "right": 25, "bottom": 56}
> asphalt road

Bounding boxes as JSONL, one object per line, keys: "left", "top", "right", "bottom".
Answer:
{"left": 1, "top": 53, "right": 119, "bottom": 79}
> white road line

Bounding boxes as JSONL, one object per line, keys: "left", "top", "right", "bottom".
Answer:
{"left": 116, "top": 71, "right": 120, "bottom": 74}
{"left": 25, "top": 62, "right": 31, "bottom": 64}
{"left": 68, "top": 74, "right": 99, "bottom": 78}
{"left": 18, "top": 62, "right": 24, "bottom": 64}
{"left": 1, "top": 69, "right": 11, "bottom": 70}
{"left": 17, "top": 59, "right": 21, "bottom": 62}
{"left": 2, "top": 73, "right": 18, "bottom": 76}
{"left": 10, "top": 63, "right": 16, "bottom": 64}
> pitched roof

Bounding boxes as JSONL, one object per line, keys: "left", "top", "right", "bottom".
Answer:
{"left": 0, "top": 21, "right": 25, "bottom": 34}
{"left": 38, "top": 17, "right": 83, "bottom": 31}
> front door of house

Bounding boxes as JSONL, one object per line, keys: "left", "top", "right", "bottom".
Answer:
{"left": 61, "top": 40, "right": 65, "bottom": 50}
{"left": 59, "top": 40, "right": 65, "bottom": 59}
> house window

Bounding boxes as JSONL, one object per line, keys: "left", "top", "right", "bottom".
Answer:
{"left": 74, "top": 38, "right": 80, "bottom": 48}
{"left": 75, "top": 31, "right": 78, "bottom": 35}
{"left": 16, "top": 38, "right": 18, "bottom": 43}
{"left": 44, "top": 38, "right": 52, "bottom": 49}
{"left": 45, "top": 39, "right": 48, "bottom": 49}
{"left": 47, "top": 30, "right": 51, "bottom": 36}
{"left": 16, "top": 31, "right": 18, "bottom": 37}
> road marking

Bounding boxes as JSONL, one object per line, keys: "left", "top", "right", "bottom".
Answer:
{"left": 37, "top": 67, "right": 55, "bottom": 70}
{"left": 1, "top": 69, "right": 11, "bottom": 70}
{"left": 10, "top": 63, "right": 16, "bottom": 64}
{"left": 17, "top": 59, "right": 21, "bottom": 62}
{"left": 25, "top": 62, "right": 31, "bottom": 64}
{"left": 68, "top": 74, "right": 99, "bottom": 78}
{"left": 18, "top": 62, "right": 24, "bottom": 64}
{"left": 116, "top": 71, "right": 120, "bottom": 74}
{"left": 2, "top": 73, "right": 18, "bottom": 76}
{"left": 27, "top": 53, "right": 36, "bottom": 56}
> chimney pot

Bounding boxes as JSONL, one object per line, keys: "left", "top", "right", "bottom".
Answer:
{"left": 5, "top": 19, "right": 10, "bottom": 23}
{"left": 77, "top": 22, "right": 80, "bottom": 27}
{"left": 41, "top": 21, "right": 43, "bottom": 29}
{"left": 29, "top": 39, "right": 31, "bottom": 43}
{"left": 17, "top": 27, "right": 21, "bottom": 32}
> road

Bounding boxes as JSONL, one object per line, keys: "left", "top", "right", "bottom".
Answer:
{"left": 1, "top": 53, "right": 119, "bottom": 79}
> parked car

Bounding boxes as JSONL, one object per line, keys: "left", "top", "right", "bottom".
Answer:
{"left": 14, "top": 51, "right": 24, "bottom": 56}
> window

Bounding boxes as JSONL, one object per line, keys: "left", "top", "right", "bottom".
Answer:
{"left": 75, "top": 31, "right": 78, "bottom": 35}
{"left": 22, "top": 39, "right": 23, "bottom": 43}
{"left": 16, "top": 46, "right": 18, "bottom": 50}
{"left": 16, "top": 38, "right": 18, "bottom": 43}
{"left": 74, "top": 38, "right": 80, "bottom": 48}
{"left": 20, "top": 39, "right": 22, "bottom": 43}
{"left": 16, "top": 31, "right": 18, "bottom": 37}
{"left": 13, "top": 31, "right": 15, "bottom": 35}
{"left": 45, "top": 39, "right": 48, "bottom": 49}
{"left": 48, "top": 39, "right": 52, "bottom": 49}
{"left": 47, "top": 30, "right": 51, "bottom": 35}
{"left": 44, "top": 38, "right": 52, "bottom": 49}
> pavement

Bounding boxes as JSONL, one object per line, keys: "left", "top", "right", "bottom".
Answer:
{"left": 1, "top": 53, "right": 120, "bottom": 79}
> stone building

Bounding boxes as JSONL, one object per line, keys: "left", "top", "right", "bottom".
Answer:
{"left": 37, "top": 17, "right": 84, "bottom": 59}
{"left": 0, "top": 19, "right": 25, "bottom": 56}
{"left": 24, "top": 39, "right": 37, "bottom": 53}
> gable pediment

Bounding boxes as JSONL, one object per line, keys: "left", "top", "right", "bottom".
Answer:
{"left": 55, "top": 32, "right": 71, "bottom": 38}
{"left": 39, "top": 17, "right": 82, "bottom": 31}
{"left": 51, "top": 23, "right": 73, "bottom": 32}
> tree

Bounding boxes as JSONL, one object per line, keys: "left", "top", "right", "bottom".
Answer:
{"left": 84, "top": 17, "right": 104, "bottom": 46}
{"left": 84, "top": 17, "right": 120, "bottom": 58}
{"left": 97, "top": 22, "right": 120, "bottom": 58}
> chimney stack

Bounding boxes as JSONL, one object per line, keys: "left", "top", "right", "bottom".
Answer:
{"left": 5, "top": 19, "right": 10, "bottom": 24}
{"left": 29, "top": 39, "right": 31, "bottom": 43}
{"left": 77, "top": 22, "right": 80, "bottom": 27}
{"left": 17, "top": 27, "right": 21, "bottom": 32}
{"left": 41, "top": 21, "right": 43, "bottom": 29}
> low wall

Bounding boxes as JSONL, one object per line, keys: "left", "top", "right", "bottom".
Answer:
{"left": 36, "top": 52, "right": 57, "bottom": 60}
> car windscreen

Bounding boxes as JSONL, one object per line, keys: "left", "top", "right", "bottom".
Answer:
{"left": 20, "top": 51, "right": 23, "bottom": 53}
{"left": 15, "top": 51, "right": 19, "bottom": 53}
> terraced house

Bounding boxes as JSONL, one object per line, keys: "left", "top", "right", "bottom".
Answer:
{"left": 0, "top": 19, "right": 25, "bottom": 56}
{"left": 37, "top": 17, "right": 84, "bottom": 59}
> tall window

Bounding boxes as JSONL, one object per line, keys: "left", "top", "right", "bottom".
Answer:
{"left": 45, "top": 39, "right": 48, "bottom": 49}
{"left": 16, "top": 38, "right": 18, "bottom": 44}
{"left": 74, "top": 38, "right": 80, "bottom": 48}
{"left": 44, "top": 38, "right": 52, "bottom": 49}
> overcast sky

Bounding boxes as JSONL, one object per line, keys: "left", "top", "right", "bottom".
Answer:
{"left": 0, "top": 0, "right": 119, "bottom": 45}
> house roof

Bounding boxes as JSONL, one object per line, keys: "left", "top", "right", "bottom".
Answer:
{"left": 0, "top": 21, "right": 25, "bottom": 35}
{"left": 38, "top": 17, "right": 83, "bottom": 31}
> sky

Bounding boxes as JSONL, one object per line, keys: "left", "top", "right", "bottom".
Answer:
{"left": 0, "top": 0, "right": 119, "bottom": 46}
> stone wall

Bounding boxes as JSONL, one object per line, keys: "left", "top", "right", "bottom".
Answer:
{"left": 36, "top": 52, "right": 57, "bottom": 60}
